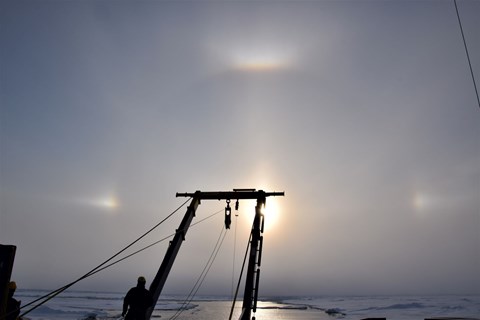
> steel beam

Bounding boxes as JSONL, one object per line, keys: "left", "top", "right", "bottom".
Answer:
{"left": 176, "top": 190, "right": 284, "bottom": 200}
{"left": 146, "top": 194, "right": 200, "bottom": 319}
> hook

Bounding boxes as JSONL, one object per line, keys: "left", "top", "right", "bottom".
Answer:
{"left": 225, "top": 200, "right": 232, "bottom": 229}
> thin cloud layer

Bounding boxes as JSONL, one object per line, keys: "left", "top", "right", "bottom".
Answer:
{"left": 1, "top": 0, "right": 479, "bottom": 296}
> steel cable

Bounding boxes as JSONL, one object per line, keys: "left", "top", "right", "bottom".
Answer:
{"left": 15, "top": 197, "right": 192, "bottom": 319}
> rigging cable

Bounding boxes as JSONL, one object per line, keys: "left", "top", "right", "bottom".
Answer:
{"left": 169, "top": 226, "right": 227, "bottom": 320}
{"left": 228, "top": 230, "right": 253, "bottom": 320}
{"left": 15, "top": 206, "right": 224, "bottom": 320}
{"left": 170, "top": 224, "right": 228, "bottom": 320}
{"left": 60, "top": 208, "right": 226, "bottom": 288}
{"left": 231, "top": 211, "right": 238, "bottom": 299}
{"left": 16, "top": 197, "right": 192, "bottom": 319}
{"left": 11, "top": 206, "right": 224, "bottom": 320}
{"left": 454, "top": 0, "right": 480, "bottom": 109}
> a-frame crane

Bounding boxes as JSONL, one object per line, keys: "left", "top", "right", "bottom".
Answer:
{"left": 145, "top": 189, "right": 284, "bottom": 320}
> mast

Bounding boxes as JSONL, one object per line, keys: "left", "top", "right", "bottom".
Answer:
{"left": 240, "top": 192, "right": 265, "bottom": 320}
{"left": 148, "top": 189, "right": 284, "bottom": 320}
{"left": 146, "top": 193, "right": 201, "bottom": 320}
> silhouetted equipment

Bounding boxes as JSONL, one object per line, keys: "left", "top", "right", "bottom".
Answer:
{"left": 225, "top": 200, "right": 232, "bottom": 229}
{"left": 145, "top": 195, "right": 200, "bottom": 320}
{"left": 0, "top": 245, "right": 16, "bottom": 319}
{"left": 146, "top": 189, "right": 284, "bottom": 320}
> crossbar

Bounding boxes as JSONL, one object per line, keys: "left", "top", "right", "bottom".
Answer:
{"left": 176, "top": 190, "right": 284, "bottom": 200}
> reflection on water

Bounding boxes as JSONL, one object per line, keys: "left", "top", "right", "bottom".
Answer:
{"left": 154, "top": 301, "right": 328, "bottom": 320}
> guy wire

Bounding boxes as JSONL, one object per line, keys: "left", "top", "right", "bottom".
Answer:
{"left": 17, "top": 197, "right": 192, "bottom": 319}
{"left": 454, "top": 0, "right": 480, "bottom": 109}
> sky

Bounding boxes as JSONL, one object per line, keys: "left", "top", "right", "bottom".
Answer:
{"left": 1, "top": 0, "right": 479, "bottom": 298}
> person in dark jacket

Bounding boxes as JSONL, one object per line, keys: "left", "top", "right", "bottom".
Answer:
{"left": 6, "top": 281, "right": 21, "bottom": 320}
{"left": 122, "top": 276, "right": 153, "bottom": 320}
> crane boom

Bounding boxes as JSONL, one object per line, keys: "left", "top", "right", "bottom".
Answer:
{"left": 146, "top": 189, "right": 284, "bottom": 320}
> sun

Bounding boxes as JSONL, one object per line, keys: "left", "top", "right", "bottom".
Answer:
{"left": 261, "top": 198, "right": 281, "bottom": 232}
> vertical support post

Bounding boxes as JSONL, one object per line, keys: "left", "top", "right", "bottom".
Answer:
{"left": 0, "top": 245, "right": 16, "bottom": 319}
{"left": 240, "top": 192, "right": 265, "bottom": 320}
{"left": 145, "top": 195, "right": 200, "bottom": 320}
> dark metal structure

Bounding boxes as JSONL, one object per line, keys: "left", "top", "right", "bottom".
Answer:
{"left": 146, "top": 189, "right": 284, "bottom": 320}
{"left": 0, "top": 245, "right": 16, "bottom": 319}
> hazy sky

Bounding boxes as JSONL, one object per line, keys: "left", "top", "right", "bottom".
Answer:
{"left": 1, "top": 0, "right": 479, "bottom": 297}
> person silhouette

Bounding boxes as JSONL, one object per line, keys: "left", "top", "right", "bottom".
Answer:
{"left": 122, "top": 276, "right": 153, "bottom": 320}
{"left": 6, "top": 281, "right": 21, "bottom": 320}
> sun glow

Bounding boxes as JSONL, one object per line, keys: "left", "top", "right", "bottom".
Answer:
{"left": 234, "top": 59, "right": 284, "bottom": 72}
{"left": 87, "top": 196, "right": 119, "bottom": 210}
{"left": 231, "top": 48, "right": 291, "bottom": 72}
{"left": 99, "top": 197, "right": 118, "bottom": 209}
{"left": 413, "top": 193, "right": 430, "bottom": 210}
{"left": 261, "top": 198, "right": 281, "bottom": 232}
